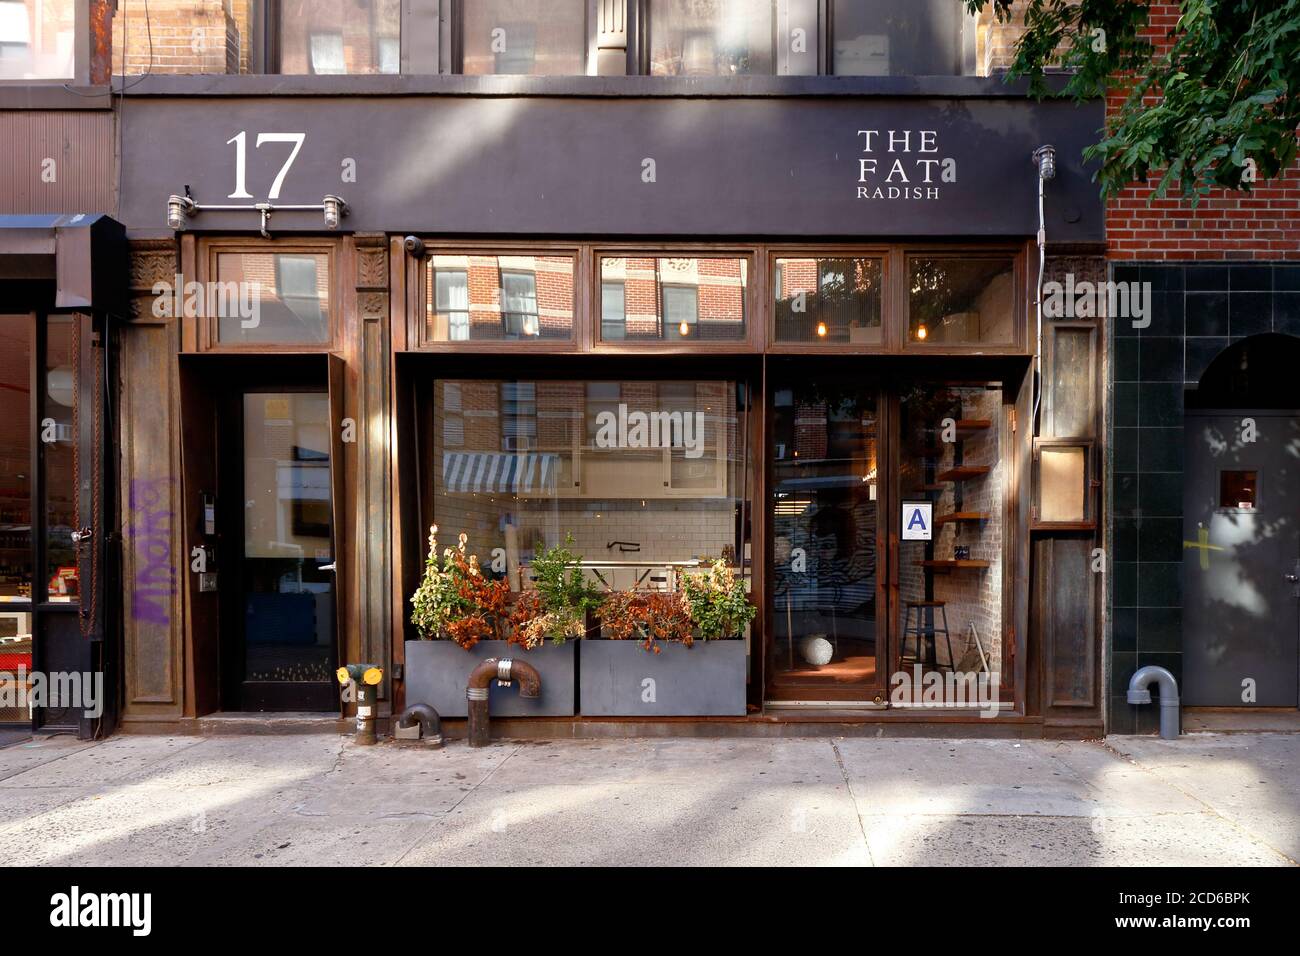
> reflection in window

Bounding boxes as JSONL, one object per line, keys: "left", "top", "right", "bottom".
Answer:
{"left": 279, "top": 0, "right": 400, "bottom": 75}
{"left": 898, "top": 383, "right": 1004, "bottom": 694}
{"left": 832, "top": 0, "right": 972, "bottom": 76}
{"left": 774, "top": 257, "right": 883, "bottom": 344}
{"left": 432, "top": 378, "right": 751, "bottom": 598}
{"left": 648, "top": 0, "right": 774, "bottom": 76}
{"left": 907, "top": 256, "right": 1016, "bottom": 345}
{"left": 215, "top": 252, "right": 331, "bottom": 344}
{"left": 0, "top": 317, "right": 31, "bottom": 602}
{"left": 0, "top": 0, "right": 76, "bottom": 79}
{"left": 426, "top": 255, "right": 574, "bottom": 342}
{"left": 599, "top": 257, "right": 747, "bottom": 342}
{"left": 461, "top": 0, "right": 587, "bottom": 75}
{"left": 44, "top": 317, "right": 76, "bottom": 602}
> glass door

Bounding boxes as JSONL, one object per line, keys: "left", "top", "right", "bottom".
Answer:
{"left": 768, "top": 378, "right": 886, "bottom": 702}
{"left": 228, "top": 390, "right": 337, "bottom": 711}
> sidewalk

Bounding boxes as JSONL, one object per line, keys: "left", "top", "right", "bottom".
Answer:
{"left": 1, "top": 733, "right": 1295, "bottom": 866}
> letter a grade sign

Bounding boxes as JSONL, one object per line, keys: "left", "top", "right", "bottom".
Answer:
{"left": 901, "top": 501, "right": 932, "bottom": 541}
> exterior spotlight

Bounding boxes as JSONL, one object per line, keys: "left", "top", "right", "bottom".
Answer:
{"left": 322, "top": 194, "right": 348, "bottom": 230}
{"left": 1032, "top": 144, "right": 1057, "bottom": 181}
{"left": 167, "top": 194, "right": 196, "bottom": 231}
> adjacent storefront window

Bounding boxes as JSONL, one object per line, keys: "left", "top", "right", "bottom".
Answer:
{"left": 279, "top": 0, "right": 401, "bottom": 75}
{"left": 430, "top": 378, "right": 751, "bottom": 594}
{"left": 897, "top": 382, "right": 1005, "bottom": 694}
{"left": 907, "top": 254, "right": 1016, "bottom": 345}
{"left": 461, "top": 0, "right": 588, "bottom": 75}
{"left": 0, "top": 316, "right": 32, "bottom": 602}
{"left": 599, "top": 257, "right": 747, "bottom": 342}
{"left": 773, "top": 256, "right": 883, "bottom": 345}
{"left": 0, "top": 0, "right": 76, "bottom": 79}
{"left": 831, "top": 0, "right": 973, "bottom": 76}
{"left": 426, "top": 254, "right": 575, "bottom": 342}
{"left": 214, "top": 251, "right": 332, "bottom": 345}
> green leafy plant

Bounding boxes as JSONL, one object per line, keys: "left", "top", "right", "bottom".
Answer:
{"left": 508, "top": 535, "right": 602, "bottom": 650}
{"left": 680, "top": 558, "right": 757, "bottom": 641}
{"left": 409, "top": 526, "right": 509, "bottom": 650}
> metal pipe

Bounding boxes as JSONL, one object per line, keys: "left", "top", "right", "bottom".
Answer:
{"left": 396, "top": 703, "right": 443, "bottom": 748}
{"left": 467, "top": 658, "right": 541, "bottom": 748}
{"left": 1126, "top": 665, "right": 1181, "bottom": 739}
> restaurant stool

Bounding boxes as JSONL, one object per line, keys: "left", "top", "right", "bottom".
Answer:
{"left": 903, "top": 600, "right": 955, "bottom": 669}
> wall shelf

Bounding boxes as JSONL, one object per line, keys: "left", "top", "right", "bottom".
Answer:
{"left": 916, "top": 559, "right": 991, "bottom": 572}
{"left": 935, "top": 465, "right": 990, "bottom": 483}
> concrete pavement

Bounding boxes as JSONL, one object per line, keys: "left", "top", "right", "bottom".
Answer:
{"left": 0, "top": 732, "right": 1295, "bottom": 866}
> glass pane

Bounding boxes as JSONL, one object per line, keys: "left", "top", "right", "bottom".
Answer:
{"left": 0, "top": 0, "right": 76, "bottom": 79}
{"left": 1220, "top": 470, "right": 1258, "bottom": 510}
{"left": 0, "top": 608, "right": 32, "bottom": 721}
{"left": 599, "top": 257, "right": 747, "bottom": 342}
{"left": 907, "top": 256, "right": 1016, "bottom": 345}
{"left": 1039, "top": 446, "right": 1086, "bottom": 522}
{"left": 44, "top": 316, "right": 76, "bottom": 602}
{"left": 832, "top": 0, "right": 970, "bottom": 76}
{"left": 774, "top": 257, "right": 883, "bottom": 344}
{"left": 648, "top": 0, "right": 775, "bottom": 76}
{"left": 426, "top": 255, "right": 574, "bottom": 342}
{"left": 898, "top": 383, "right": 1004, "bottom": 697}
{"left": 279, "top": 0, "right": 401, "bottom": 75}
{"left": 0, "top": 317, "right": 31, "bottom": 603}
{"left": 112, "top": 0, "right": 267, "bottom": 76}
{"left": 431, "top": 377, "right": 751, "bottom": 596}
{"left": 462, "top": 0, "right": 587, "bottom": 75}
{"left": 1048, "top": 326, "right": 1095, "bottom": 437}
{"left": 215, "top": 252, "right": 331, "bottom": 344}
{"left": 769, "top": 380, "right": 881, "bottom": 697}
{"left": 242, "top": 392, "right": 335, "bottom": 683}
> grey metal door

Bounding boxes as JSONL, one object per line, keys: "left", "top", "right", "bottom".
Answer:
{"left": 1184, "top": 411, "right": 1300, "bottom": 706}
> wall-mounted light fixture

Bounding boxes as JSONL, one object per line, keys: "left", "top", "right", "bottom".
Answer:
{"left": 166, "top": 192, "right": 349, "bottom": 238}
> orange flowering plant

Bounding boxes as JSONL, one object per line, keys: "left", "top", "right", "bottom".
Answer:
{"left": 410, "top": 526, "right": 510, "bottom": 651}
{"left": 598, "top": 588, "right": 694, "bottom": 654}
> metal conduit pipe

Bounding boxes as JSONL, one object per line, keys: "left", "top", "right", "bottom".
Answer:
{"left": 467, "top": 657, "right": 541, "bottom": 748}
{"left": 396, "top": 703, "right": 443, "bottom": 747}
{"left": 1126, "top": 665, "right": 1181, "bottom": 740}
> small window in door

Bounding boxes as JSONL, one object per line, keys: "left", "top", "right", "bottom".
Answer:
{"left": 1220, "top": 470, "right": 1258, "bottom": 510}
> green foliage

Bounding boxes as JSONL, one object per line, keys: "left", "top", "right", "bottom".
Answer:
{"left": 510, "top": 535, "right": 602, "bottom": 648}
{"left": 966, "top": 0, "right": 1300, "bottom": 203}
{"left": 409, "top": 527, "right": 509, "bottom": 649}
{"left": 680, "top": 558, "right": 757, "bottom": 641}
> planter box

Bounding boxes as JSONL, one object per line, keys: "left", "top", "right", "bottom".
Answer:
{"left": 579, "top": 640, "right": 747, "bottom": 717}
{"left": 404, "top": 640, "right": 575, "bottom": 718}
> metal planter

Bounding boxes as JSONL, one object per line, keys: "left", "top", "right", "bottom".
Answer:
{"left": 403, "top": 639, "right": 575, "bottom": 718}
{"left": 579, "top": 640, "right": 747, "bottom": 717}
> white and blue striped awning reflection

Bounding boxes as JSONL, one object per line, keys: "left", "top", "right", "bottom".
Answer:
{"left": 441, "top": 452, "right": 559, "bottom": 495}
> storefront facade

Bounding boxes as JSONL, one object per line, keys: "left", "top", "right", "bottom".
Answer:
{"left": 77, "top": 1, "right": 1109, "bottom": 736}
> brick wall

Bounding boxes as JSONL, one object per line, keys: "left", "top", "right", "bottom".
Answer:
{"left": 1106, "top": 2, "right": 1300, "bottom": 261}
{"left": 111, "top": 0, "right": 239, "bottom": 75}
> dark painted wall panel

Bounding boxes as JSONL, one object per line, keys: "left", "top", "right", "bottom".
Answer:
{"left": 118, "top": 95, "right": 1103, "bottom": 240}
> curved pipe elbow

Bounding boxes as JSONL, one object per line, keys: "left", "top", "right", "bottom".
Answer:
{"left": 467, "top": 658, "right": 542, "bottom": 699}
{"left": 397, "top": 702, "right": 442, "bottom": 741}
{"left": 1127, "top": 665, "right": 1179, "bottom": 706}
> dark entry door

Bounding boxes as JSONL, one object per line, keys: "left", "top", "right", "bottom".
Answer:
{"left": 224, "top": 389, "right": 338, "bottom": 711}
{"left": 1184, "top": 411, "right": 1300, "bottom": 706}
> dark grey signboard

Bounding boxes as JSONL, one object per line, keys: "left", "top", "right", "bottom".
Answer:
{"left": 120, "top": 94, "right": 1103, "bottom": 240}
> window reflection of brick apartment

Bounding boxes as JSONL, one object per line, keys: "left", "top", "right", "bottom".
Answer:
{"left": 606, "top": 257, "right": 745, "bottom": 339}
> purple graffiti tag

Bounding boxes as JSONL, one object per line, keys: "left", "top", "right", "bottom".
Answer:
{"left": 129, "top": 478, "right": 176, "bottom": 626}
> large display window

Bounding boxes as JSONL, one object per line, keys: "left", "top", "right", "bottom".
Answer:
{"left": 426, "top": 377, "right": 753, "bottom": 595}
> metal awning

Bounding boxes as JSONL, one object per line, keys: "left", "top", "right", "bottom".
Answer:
{"left": 0, "top": 213, "right": 126, "bottom": 312}
{"left": 442, "top": 452, "right": 560, "bottom": 495}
